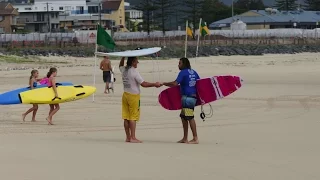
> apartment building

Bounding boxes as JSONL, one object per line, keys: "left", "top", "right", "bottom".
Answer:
{"left": 12, "top": 0, "right": 125, "bottom": 32}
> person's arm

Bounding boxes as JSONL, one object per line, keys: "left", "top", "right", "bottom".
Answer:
{"left": 141, "top": 81, "right": 160, "bottom": 88}
{"left": 135, "top": 70, "right": 160, "bottom": 88}
{"left": 162, "top": 71, "right": 182, "bottom": 87}
{"left": 162, "top": 81, "right": 178, "bottom": 87}
{"left": 100, "top": 60, "right": 104, "bottom": 70}
{"left": 51, "top": 78, "right": 58, "bottom": 97}
{"left": 29, "top": 79, "right": 34, "bottom": 90}
{"left": 119, "top": 57, "right": 125, "bottom": 68}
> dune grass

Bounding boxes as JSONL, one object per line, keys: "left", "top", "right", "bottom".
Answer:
{"left": 0, "top": 55, "right": 69, "bottom": 64}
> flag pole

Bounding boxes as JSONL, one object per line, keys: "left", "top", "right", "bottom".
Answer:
{"left": 92, "top": 25, "right": 99, "bottom": 102}
{"left": 196, "top": 18, "right": 202, "bottom": 64}
{"left": 185, "top": 20, "right": 188, "bottom": 58}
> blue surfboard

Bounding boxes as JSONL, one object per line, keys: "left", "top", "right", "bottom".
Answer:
{"left": 0, "top": 82, "right": 73, "bottom": 105}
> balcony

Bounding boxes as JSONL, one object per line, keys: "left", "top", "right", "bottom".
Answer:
{"left": 16, "top": 18, "right": 47, "bottom": 24}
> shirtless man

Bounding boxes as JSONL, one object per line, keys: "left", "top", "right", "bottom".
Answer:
{"left": 100, "top": 56, "right": 113, "bottom": 94}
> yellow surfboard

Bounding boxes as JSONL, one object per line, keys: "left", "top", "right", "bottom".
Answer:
{"left": 19, "top": 85, "right": 96, "bottom": 104}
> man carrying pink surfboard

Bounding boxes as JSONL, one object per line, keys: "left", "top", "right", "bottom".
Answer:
{"left": 161, "top": 58, "right": 200, "bottom": 144}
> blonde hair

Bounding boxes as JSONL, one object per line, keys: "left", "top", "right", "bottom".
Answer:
{"left": 30, "top": 69, "right": 38, "bottom": 80}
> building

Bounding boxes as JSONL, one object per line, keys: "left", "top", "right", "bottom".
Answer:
{"left": 0, "top": 2, "right": 19, "bottom": 33}
{"left": 124, "top": 1, "right": 142, "bottom": 32}
{"left": 12, "top": 0, "right": 125, "bottom": 32}
{"left": 13, "top": 0, "right": 62, "bottom": 32}
{"left": 59, "top": 0, "right": 125, "bottom": 32}
{"left": 209, "top": 9, "right": 320, "bottom": 30}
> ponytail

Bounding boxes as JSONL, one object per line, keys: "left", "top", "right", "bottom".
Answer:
{"left": 47, "top": 67, "right": 57, "bottom": 78}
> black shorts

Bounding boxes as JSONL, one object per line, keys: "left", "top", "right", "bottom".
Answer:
{"left": 103, "top": 71, "right": 111, "bottom": 83}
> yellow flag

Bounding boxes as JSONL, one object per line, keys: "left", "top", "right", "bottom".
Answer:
{"left": 186, "top": 22, "right": 194, "bottom": 38}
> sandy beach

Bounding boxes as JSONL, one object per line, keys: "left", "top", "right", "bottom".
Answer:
{"left": 0, "top": 53, "right": 320, "bottom": 180}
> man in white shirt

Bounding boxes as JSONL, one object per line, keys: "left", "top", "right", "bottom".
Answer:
{"left": 119, "top": 57, "right": 161, "bottom": 143}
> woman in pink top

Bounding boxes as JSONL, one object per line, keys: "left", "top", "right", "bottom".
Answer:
{"left": 46, "top": 67, "right": 60, "bottom": 125}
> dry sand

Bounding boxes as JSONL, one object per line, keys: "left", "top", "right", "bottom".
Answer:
{"left": 0, "top": 53, "right": 320, "bottom": 180}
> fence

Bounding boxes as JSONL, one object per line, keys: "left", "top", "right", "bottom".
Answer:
{"left": 1, "top": 29, "right": 320, "bottom": 49}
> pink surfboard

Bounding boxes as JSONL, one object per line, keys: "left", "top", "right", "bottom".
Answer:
{"left": 158, "top": 75, "right": 243, "bottom": 110}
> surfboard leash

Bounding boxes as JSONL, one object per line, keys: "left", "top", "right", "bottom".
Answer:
{"left": 200, "top": 103, "right": 213, "bottom": 122}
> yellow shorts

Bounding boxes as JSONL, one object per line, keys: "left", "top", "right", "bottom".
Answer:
{"left": 122, "top": 92, "right": 141, "bottom": 121}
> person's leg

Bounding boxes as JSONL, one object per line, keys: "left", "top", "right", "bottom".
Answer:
{"left": 103, "top": 72, "right": 108, "bottom": 94}
{"left": 122, "top": 93, "right": 131, "bottom": 142}
{"left": 124, "top": 120, "right": 130, "bottom": 142}
{"left": 177, "top": 117, "right": 189, "bottom": 143}
{"left": 178, "top": 96, "right": 189, "bottom": 143}
{"left": 49, "top": 104, "right": 54, "bottom": 115}
{"left": 188, "top": 119, "right": 198, "bottom": 144}
{"left": 47, "top": 104, "right": 60, "bottom": 125}
{"left": 128, "top": 120, "right": 141, "bottom": 143}
{"left": 106, "top": 71, "right": 111, "bottom": 94}
{"left": 128, "top": 93, "right": 142, "bottom": 143}
{"left": 184, "top": 97, "right": 199, "bottom": 144}
{"left": 31, "top": 104, "right": 38, "bottom": 122}
{"left": 22, "top": 105, "right": 36, "bottom": 121}
{"left": 106, "top": 82, "right": 109, "bottom": 94}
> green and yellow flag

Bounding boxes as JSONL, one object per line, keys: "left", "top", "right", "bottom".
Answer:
{"left": 97, "top": 24, "right": 116, "bottom": 50}
{"left": 200, "top": 21, "right": 210, "bottom": 36}
{"left": 186, "top": 21, "right": 194, "bottom": 38}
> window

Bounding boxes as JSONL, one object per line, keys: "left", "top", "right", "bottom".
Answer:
{"left": 51, "top": 13, "right": 54, "bottom": 18}
{"left": 0, "top": 27, "right": 4, "bottom": 33}
{"left": 51, "top": 7, "right": 54, "bottom": 11}
{"left": 76, "top": 6, "right": 84, "bottom": 14}
{"left": 25, "top": 7, "right": 32, "bottom": 10}
{"left": 88, "top": 6, "right": 99, "bottom": 14}
{"left": 59, "top": 7, "right": 63, "bottom": 10}
{"left": 0, "top": 16, "right": 4, "bottom": 22}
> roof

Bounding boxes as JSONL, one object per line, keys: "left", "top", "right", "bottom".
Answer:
{"left": 210, "top": 10, "right": 320, "bottom": 28}
{"left": 102, "top": 0, "right": 121, "bottom": 11}
{"left": 0, "top": 2, "right": 18, "bottom": 15}
{"left": 0, "top": 2, "right": 9, "bottom": 9}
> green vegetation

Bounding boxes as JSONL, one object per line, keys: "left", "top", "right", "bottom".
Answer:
{"left": 0, "top": 55, "right": 69, "bottom": 64}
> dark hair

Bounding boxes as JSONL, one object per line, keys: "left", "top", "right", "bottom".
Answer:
{"left": 180, "top": 57, "right": 191, "bottom": 70}
{"left": 47, "top": 67, "right": 57, "bottom": 78}
{"left": 126, "top": 57, "right": 136, "bottom": 70}
{"left": 30, "top": 69, "right": 38, "bottom": 80}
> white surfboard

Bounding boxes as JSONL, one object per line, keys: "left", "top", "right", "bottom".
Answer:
{"left": 95, "top": 47, "right": 161, "bottom": 57}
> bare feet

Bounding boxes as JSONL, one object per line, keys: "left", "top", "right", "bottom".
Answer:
{"left": 104, "top": 91, "right": 109, "bottom": 94}
{"left": 46, "top": 117, "right": 53, "bottom": 125}
{"left": 22, "top": 114, "right": 26, "bottom": 122}
{"left": 188, "top": 138, "right": 199, "bottom": 144}
{"left": 125, "top": 138, "right": 130, "bottom": 142}
{"left": 130, "top": 138, "right": 142, "bottom": 143}
{"left": 177, "top": 139, "right": 188, "bottom": 143}
{"left": 31, "top": 119, "right": 36, "bottom": 122}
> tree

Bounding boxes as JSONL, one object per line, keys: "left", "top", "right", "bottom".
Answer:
{"left": 234, "top": 0, "right": 265, "bottom": 10}
{"left": 304, "top": 0, "right": 320, "bottom": 10}
{"left": 134, "top": 0, "right": 158, "bottom": 35}
{"left": 182, "top": 0, "right": 205, "bottom": 36}
{"left": 274, "top": 0, "right": 298, "bottom": 11}
{"left": 201, "top": 0, "right": 228, "bottom": 24}
{"left": 153, "top": 0, "right": 176, "bottom": 35}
